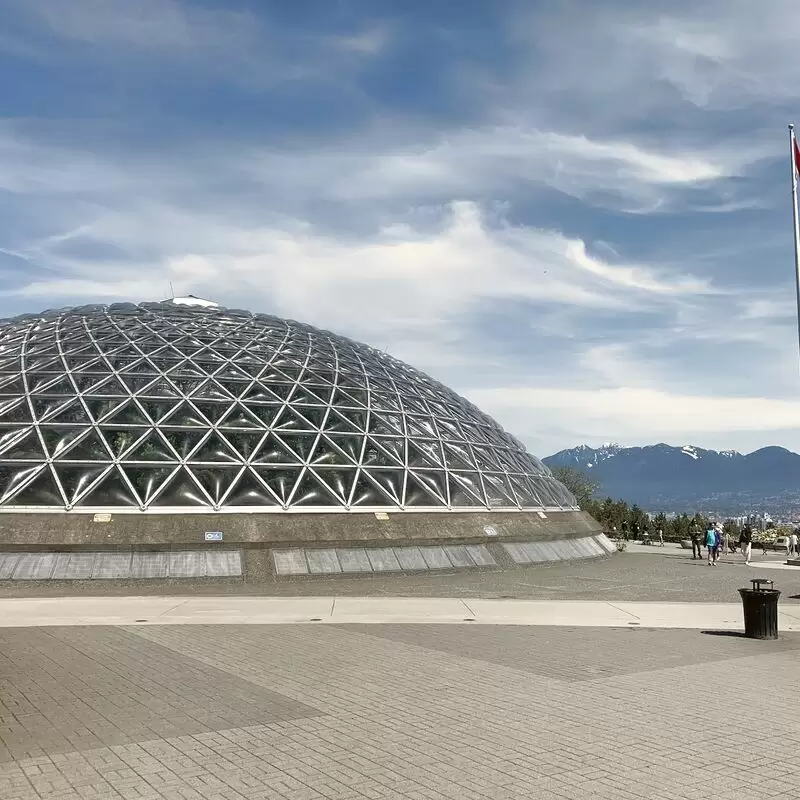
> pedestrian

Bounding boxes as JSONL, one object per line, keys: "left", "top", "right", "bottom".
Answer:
{"left": 658, "top": 528, "right": 664, "bottom": 547}
{"left": 706, "top": 525, "right": 718, "bottom": 566}
{"left": 622, "top": 521, "right": 629, "bottom": 542}
{"left": 689, "top": 525, "right": 701, "bottom": 559}
{"left": 790, "top": 529, "right": 799, "bottom": 559}
{"left": 762, "top": 538, "right": 768, "bottom": 557}
{"left": 723, "top": 529, "right": 730, "bottom": 555}
{"left": 714, "top": 525, "right": 723, "bottom": 562}
{"left": 739, "top": 523, "right": 752, "bottom": 565}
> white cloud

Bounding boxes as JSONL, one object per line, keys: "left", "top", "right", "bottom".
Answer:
{"left": 467, "top": 386, "right": 800, "bottom": 455}
{"left": 8, "top": 202, "right": 712, "bottom": 341}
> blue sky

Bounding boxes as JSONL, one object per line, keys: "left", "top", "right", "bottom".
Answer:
{"left": 2, "top": 0, "right": 800, "bottom": 457}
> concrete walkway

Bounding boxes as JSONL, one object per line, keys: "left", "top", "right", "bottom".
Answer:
{"left": 2, "top": 594, "right": 800, "bottom": 630}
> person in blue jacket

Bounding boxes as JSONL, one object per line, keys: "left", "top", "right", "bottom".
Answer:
{"left": 706, "top": 525, "right": 718, "bottom": 566}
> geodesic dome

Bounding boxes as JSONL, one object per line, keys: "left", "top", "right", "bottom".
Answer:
{"left": 0, "top": 300, "right": 576, "bottom": 513}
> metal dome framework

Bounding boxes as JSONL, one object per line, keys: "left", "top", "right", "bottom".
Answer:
{"left": 0, "top": 302, "right": 577, "bottom": 513}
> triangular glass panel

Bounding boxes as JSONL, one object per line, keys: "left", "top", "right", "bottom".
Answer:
{"left": 103, "top": 400, "right": 151, "bottom": 426}
{"left": 220, "top": 430, "right": 266, "bottom": 460}
{"left": 138, "top": 400, "right": 178, "bottom": 424}
{"left": 46, "top": 400, "right": 92, "bottom": 426}
{"left": 241, "top": 384, "right": 283, "bottom": 404}
{"left": 4, "top": 466, "right": 63, "bottom": 506}
{"left": 148, "top": 468, "right": 211, "bottom": 507}
{"left": 290, "top": 405, "right": 326, "bottom": 429}
{"left": 309, "top": 467, "right": 357, "bottom": 504}
{"left": 215, "top": 379, "right": 251, "bottom": 399}
{"left": 471, "top": 445, "right": 504, "bottom": 471}
{"left": 323, "top": 433, "right": 363, "bottom": 463}
{"left": 119, "top": 374, "right": 155, "bottom": 393}
{"left": 138, "top": 377, "right": 181, "bottom": 399}
{"left": 167, "top": 361, "right": 208, "bottom": 378}
{"left": 327, "top": 407, "right": 367, "bottom": 432}
{"left": 74, "top": 467, "right": 140, "bottom": 507}
{"left": 272, "top": 406, "right": 315, "bottom": 432}
{"left": 362, "top": 439, "right": 403, "bottom": 468}
{"left": 53, "top": 464, "right": 110, "bottom": 505}
{"left": 56, "top": 429, "right": 112, "bottom": 461}
{"left": 0, "top": 400, "right": 32, "bottom": 423}
{"left": 218, "top": 404, "right": 263, "bottom": 429}
{"left": 370, "top": 393, "right": 402, "bottom": 414}
{"left": 191, "top": 348, "right": 225, "bottom": 364}
{"left": 403, "top": 396, "right": 430, "bottom": 415}
{"left": 100, "top": 428, "right": 144, "bottom": 457}
{"left": 507, "top": 474, "right": 540, "bottom": 507}
{"left": 191, "top": 380, "right": 233, "bottom": 401}
{"left": 290, "top": 387, "right": 326, "bottom": 405}
{"left": 331, "top": 387, "right": 367, "bottom": 408}
{"left": 29, "top": 375, "right": 74, "bottom": 394}
{"left": 191, "top": 402, "right": 229, "bottom": 424}
{"left": 408, "top": 440, "right": 444, "bottom": 469}
{"left": 224, "top": 468, "right": 280, "bottom": 506}
{"left": 260, "top": 382, "right": 294, "bottom": 401}
{"left": 368, "top": 413, "right": 403, "bottom": 436}
{"left": 404, "top": 471, "right": 447, "bottom": 507}
{"left": 308, "top": 437, "right": 357, "bottom": 466}
{"left": 160, "top": 402, "right": 209, "bottom": 427}
{"left": 214, "top": 364, "right": 251, "bottom": 381}
{"left": 122, "top": 431, "right": 177, "bottom": 462}
{"left": 121, "top": 465, "right": 178, "bottom": 504}
{"left": 273, "top": 432, "right": 317, "bottom": 461}
{"left": 448, "top": 473, "right": 485, "bottom": 507}
{"left": 0, "top": 375, "right": 24, "bottom": 395}
{"left": 190, "top": 466, "right": 242, "bottom": 504}
{"left": 251, "top": 433, "right": 303, "bottom": 464}
{"left": 24, "top": 355, "right": 59, "bottom": 371}
{"left": 289, "top": 468, "right": 342, "bottom": 506}
{"left": 406, "top": 415, "right": 438, "bottom": 438}
{"left": 371, "top": 436, "right": 405, "bottom": 464}
{"left": 253, "top": 466, "right": 302, "bottom": 504}
{"left": 356, "top": 468, "right": 403, "bottom": 505}
{"left": 0, "top": 429, "right": 44, "bottom": 460}
{"left": 82, "top": 376, "right": 128, "bottom": 396}
{"left": 0, "top": 427, "right": 31, "bottom": 454}
{"left": 437, "top": 419, "right": 464, "bottom": 440}
{"left": 118, "top": 358, "right": 161, "bottom": 375}
{"left": 443, "top": 442, "right": 477, "bottom": 470}
{"left": 187, "top": 432, "right": 241, "bottom": 463}
{"left": 159, "top": 429, "right": 206, "bottom": 458}
{"left": 236, "top": 360, "right": 268, "bottom": 378}
{"left": 482, "top": 473, "right": 518, "bottom": 507}
{"left": 169, "top": 377, "right": 205, "bottom": 395}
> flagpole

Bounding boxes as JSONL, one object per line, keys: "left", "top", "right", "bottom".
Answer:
{"left": 790, "top": 124, "right": 800, "bottom": 367}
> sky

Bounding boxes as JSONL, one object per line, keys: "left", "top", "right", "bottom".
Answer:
{"left": 2, "top": 0, "right": 800, "bottom": 458}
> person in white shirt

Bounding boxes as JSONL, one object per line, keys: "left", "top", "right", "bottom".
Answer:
{"left": 790, "top": 530, "right": 799, "bottom": 558}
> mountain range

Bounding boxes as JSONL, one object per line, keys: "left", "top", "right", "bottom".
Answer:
{"left": 542, "top": 443, "right": 800, "bottom": 515}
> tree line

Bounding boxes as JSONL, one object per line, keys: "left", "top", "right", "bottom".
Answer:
{"left": 550, "top": 466, "right": 718, "bottom": 541}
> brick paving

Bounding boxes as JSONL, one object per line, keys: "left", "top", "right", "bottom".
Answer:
{"left": 2, "top": 623, "right": 800, "bottom": 799}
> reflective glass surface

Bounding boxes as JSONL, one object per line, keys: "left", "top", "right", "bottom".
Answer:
{"left": 0, "top": 301, "right": 577, "bottom": 511}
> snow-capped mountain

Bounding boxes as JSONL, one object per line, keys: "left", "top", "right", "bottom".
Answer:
{"left": 543, "top": 443, "right": 800, "bottom": 514}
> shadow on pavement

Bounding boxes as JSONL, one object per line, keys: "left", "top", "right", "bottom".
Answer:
{"left": 701, "top": 630, "right": 746, "bottom": 638}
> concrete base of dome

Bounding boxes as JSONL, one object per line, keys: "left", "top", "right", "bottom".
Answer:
{"left": 0, "top": 509, "right": 600, "bottom": 547}
{"left": 0, "top": 510, "right": 608, "bottom": 585}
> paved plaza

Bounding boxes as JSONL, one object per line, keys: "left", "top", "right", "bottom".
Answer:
{"left": 2, "top": 623, "right": 800, "bottom": 800}
{"left": 2, "top": 547, "right": 800, "bottom": 799}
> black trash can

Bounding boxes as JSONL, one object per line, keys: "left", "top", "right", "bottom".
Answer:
{"left": 739, "top": 579, "right": 780, "bottom": 639}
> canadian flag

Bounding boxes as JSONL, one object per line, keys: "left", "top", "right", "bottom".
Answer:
{"left": 794, "top": 131, "right": 800, "bottom": 177}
